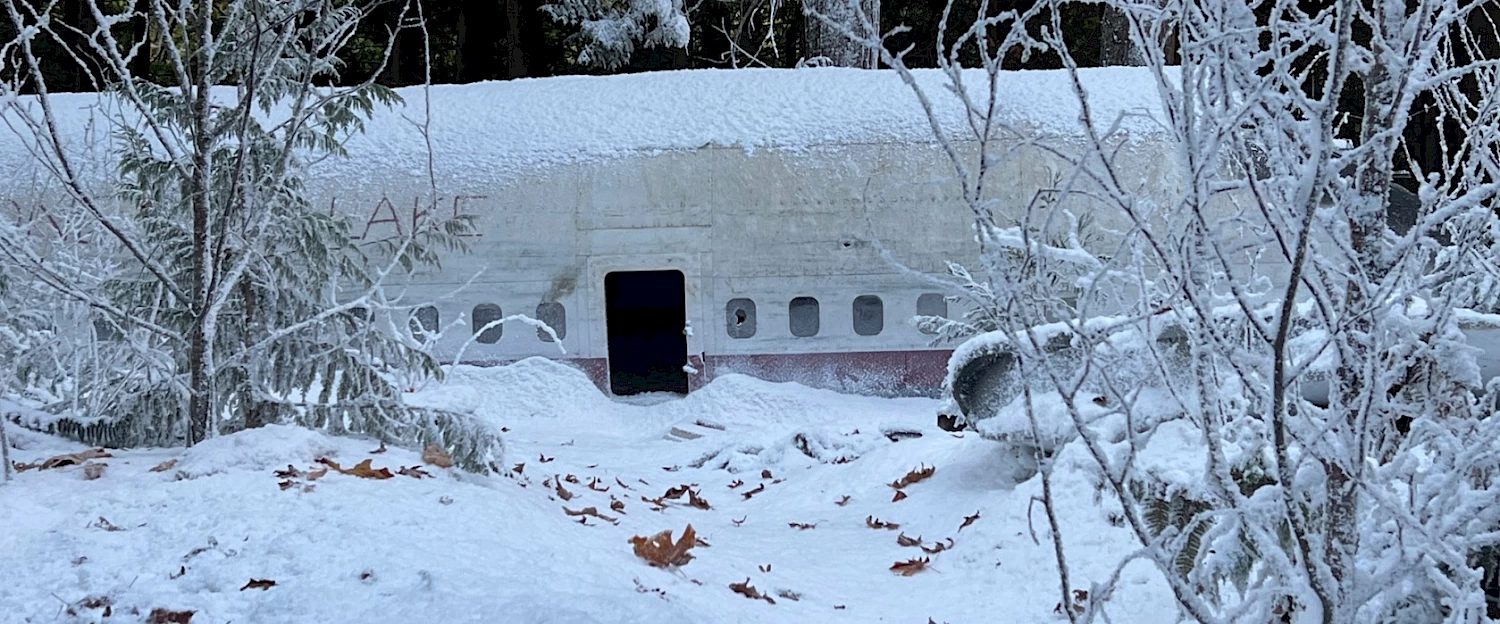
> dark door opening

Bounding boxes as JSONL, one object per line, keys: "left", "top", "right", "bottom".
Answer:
{"left": 605, "top": 270, "right": 689, "bottom": 395}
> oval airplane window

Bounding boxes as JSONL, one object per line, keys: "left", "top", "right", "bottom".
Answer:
{"left": 726, "top": 298, "right": 756, "bottom": 339}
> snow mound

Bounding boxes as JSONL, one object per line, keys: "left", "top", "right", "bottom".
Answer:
{"left": 175, "top": 424, "right": 343, "bottom": 476}
{"left": 409, "top": 358, "right": 618, "bottom": 421}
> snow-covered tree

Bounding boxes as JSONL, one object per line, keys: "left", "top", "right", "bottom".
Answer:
{"left": 854, "top": 0, "right": 1500, "bottom": 620}
{"left": 0, "top": 0, "right": 504, "bottom": 472}
{"left": 542, "top": 0, "right": 693, "bottom": 68}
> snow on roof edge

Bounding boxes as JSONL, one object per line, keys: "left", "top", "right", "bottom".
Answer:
{"left": 0, "top": 66, "right": 1176, "bottom": 191}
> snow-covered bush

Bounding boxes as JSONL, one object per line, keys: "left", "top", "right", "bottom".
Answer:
{"left": 852, "top": 0, "right": 1500, "bottom": 620}
{"left": 0, "top": 0, "right": 503, "bottom": 472}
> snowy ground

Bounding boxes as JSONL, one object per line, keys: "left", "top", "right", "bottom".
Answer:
{"left": 1, "top": 358, "right": 1177, "bottom": 624}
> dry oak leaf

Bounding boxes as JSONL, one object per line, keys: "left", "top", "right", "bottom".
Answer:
{"left": 728, "top": 479, "right": 744, "bottom": 489}
{"left": 344, "top": 459, "right": 394, "bottom": 479}
{"left": 611, "top": 497, "right": 628, "bottom": 514}
{"left": 891, "top": 464, "right": 935, "bottom": 489}
{"left": 150, "top": 459, "right": 179, "bottom": 473}
{"left": 629, "top": 524, "right": 698, "bottom": 568}
{"left": 729, "top": 578, "right": 776, "bottom": 605}
{"left": 34, "top": 448, "right": 112, "bottom": 471}
{"left": 565, "top": 506, "right": 620, "bottom": 524}
{"left": 958, "top": 510, "right": 981, "bottom": 532}
{"left": 866, "top": 516, "right": 900, "bottom": 530}
{"left": 892, "top": 490, "right": 909, "bottom": 503}
{"left": 83, "top": 462, "right": 106, "bottom": 480}
{"left": 274, "top": 464, "right": 303, "bottom": 479}
{"left": 370, "top": 441, "right": 388, "bottom": 454}
{"left": 422, "top": 445, "right": 455, "bottom": 469}
{"left": 513, "top": 463, "right": 526, "bottom": 475}
{"left": 398, "top": 466, "right": 432, "bottom": 479}
{"left": 539, "top": 454, "right": 555, "bottom": 463}
{"left": 921, "top": 538, "right": 956, "bottom": 555}
{"left": 687, "top": 490, "right": 712, "bottom": 510}
{"left": 890, "top": 557, "right": 930, "bottom": 576}
{"left": 896, "top": 532, "right": 923, "bottom": 547}
{"left": 741, "top": 483, "right": 766, "bottom": 500}
{"left": 306, "top": 466, "right": 328, "bottom": 481}
{"left": 240, "top": 578, "right": 277, "bottom": 591}
{"left": 555, "top": 478, "right": 576, "bottom": 501}
{"left": 147, "top": 608, "right": 194, "bottom": 624}
{"left": 835, "top": 495, "right": 851, "bottom": 507}
{"left": 278, "top": 479, "right": 298, "bottom": 491}
{"left": 588, "top": 477, "right": 610, "bottom": 492}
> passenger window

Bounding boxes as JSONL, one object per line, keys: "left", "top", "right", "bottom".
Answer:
{"left": 726, "top": 298, "right": 756, "bottom": 339}
{"left": 789, "top": 297, "right": 820, "bottom": 337}
{"left": 853, "top": 295, "right": 883, "bottom": 336}
{"left": 409, "top": 306, "right": 439, "bottom": 337}
{"left": 916, "top": 293, "right": 948, "bottom": 335}
{"left": 536, "top": 302, "right": 566, "bottom": 342}
{"left": 472, "top": 303, "right": 503, "bottom": 344}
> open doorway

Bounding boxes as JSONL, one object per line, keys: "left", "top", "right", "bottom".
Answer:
{"left": 605, "top": 270, "right": 689, "bottom": 395}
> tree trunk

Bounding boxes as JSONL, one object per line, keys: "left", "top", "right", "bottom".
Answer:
{"left": 187, "top": 0, "right": 216, "bottom": 446}
{"left": 457, "top": 0, "right": 501, "bottom": 82}
{"left": 1, "top": 410, "right": 12, "bottom": 483}
{"left": 802, "top": 0, "right": 879, "bottom": 68}
{"left": 1100, "top": 6, "right": 1142, "bottom": 66}
{"left": 502, "top": 0, "right": 528, "bottom": 78}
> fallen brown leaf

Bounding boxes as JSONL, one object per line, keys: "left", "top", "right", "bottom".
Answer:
{"left": 729, "top": 578, "right": 776, "bottom": 604}
{"left": 306, "top": 466, "right": 328, "bottom": 481}
{"left": 538, "top": 454, "right": 554, "bottom": 463}
{"left": 240, "top": 578, "right": 276, "bottom": 591}
{"left": 513, "top": 463, "right": 526, "bottom": 475}
{"left": 776, "top": 589, "right": 802, "bottom": 602}
{"left": 274, "top": 464, "right": 302, "bottom": 479}
{"left": 90, "top": 516, "right": 124, "bottom": 532}
{"left": 758, "top": 564, "right": 771, "bottom": 573}
{"left": 892, "top": 490, "right": 908, "bottom": 503}
{"left": 662, "top": 465, "right": 680, "bottom": 472}
{"left": 615, "top": 477, "right": 633, "bottom": 490}
{"left": 343, "top": 459, "right": 394, "bottom": 479}
{"left": 564, "top": 506, "right": 620, "bottom": 524}
{"left": 588, "top": 477, "right": 610, "bottom": 492}
{"left": 641, "top": 496, "right": 667, "bottom": 511}
{"left": 921, "top": 538, "right": 956, "bottom": 554}
{"left": 788, "top": 522, "right": 817, "bottom": 530}
{"left": 891, "top": 464, "right": 935, "bottom": 489}
{"left": 169, "top": 565, "right": 186, "bottom": 579}
{"left": 890, "top": 557, "right": 930, "bottom": 576}
{"left": 732, "top": 516, "right": 747, "bottom": 527}
{"left": 611, "top": 498, "right": 627, "bottom": 514}
{"left": 555, "top": 478, "right": 575, "bottom": 501}
{"left": 866, "top": 516, "right": 900, "bottom": 530}
{"left": 398, "top": 466, "right": 432, "bottom": 479}
{"left": 761, "top": 469, "right": 773, "bottom": 479}
{"left": 564, "top": 474, "right": 580, "bottom": 484}
{"left": 150, "top": 459, "right": 178, "bottom": 473}
{"left": 147, "top": 608, "right": 194, "bottom": 624}
{"left": 896, "top": 532, "right": 923, "bottom": 547}
{"left": 422, "top": 446, "right": 455, "bottom": 468}
{"left": 34, "top": 448, "right": 112, "bottom": 471}
{"left": 728, "top": 479, "right": 744, "bottom": 489}
{"left": 835, "top": 495, "right": 851, "bottom": 507}
{"left": 278, "top": 479, "right": 297, "bottom": 491}
{"left": 370, "top": 441, "right": 388, "bottom": 454}
{"left": 629, "top": 524, "right": 697, "bottom": 568}
{"left": 82, "top": 462, "right": 105, "bottom": 480}
{"left": 741, "top": 483, "right": 766, "bottom": 500}
{"left": 695, "top": 537, "right": 711, "bottom": 547}
{"left": 959, "top": 510, "right": 981, "bottom": 532}
{"left": 688, "top": 489, "right": 712, "bottom": 510}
